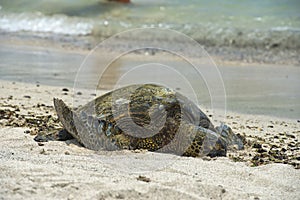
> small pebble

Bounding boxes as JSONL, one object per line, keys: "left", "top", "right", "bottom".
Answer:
{"left": 257, "top": 148, "right": 267, "bottom": 153}
{"left": 271, "top": 144, "right": 279, "bottom": 148}
{"left": 39, "top": 149, "right": 48, "bottom": 155}
{"left": 202, "top": 156, "right": 211, "bottom": 161}
{"left": 23, "top": 95, "right": 31, "bottom": 99}
{"left": 286, "top": 134, "right": 295, "bottom": 138}
{"left": 287, "top": 143, "right": 295, "bottom": 148}
{"left": 115, "top": 194, "right": 125, "bottom": 199}
{"left": 12, "top": 188, "right": 20, "bottom": 192}
{"left": 137, "top": 175, "right": 151, "bottom": 182}
{"left": 252, "top": 143, "right": 262, "bottom": 148}
{"left": 76, "top": 91, "right": 82, "bottom": 95}
{"left": 38, "top": 142, "right": 44, "bottom": 146}
{"left": 62, "top": 88, "right": 69, "bottom": 92}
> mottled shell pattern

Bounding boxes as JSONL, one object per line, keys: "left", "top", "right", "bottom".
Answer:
{"left": 54, "top": 84, "right": 241, "bottom": 157}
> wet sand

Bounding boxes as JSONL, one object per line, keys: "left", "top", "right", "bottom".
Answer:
{"left": 0, "top": 43, "right": 299, "bottom": 119}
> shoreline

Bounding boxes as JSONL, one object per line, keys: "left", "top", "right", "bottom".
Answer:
{"left": 0, "top": 79, "right": 298, "bottom": 122}
{"left": 1, "top": 41, "right": 299, "bottom": 119}
{"left": 1, "top": 31, "right": 299, "bottom": 66}
{"left": 0, "top": 79, "right": 299, "bottom": 199}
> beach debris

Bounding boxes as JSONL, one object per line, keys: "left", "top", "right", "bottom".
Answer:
{"left": 137, "top": 175, "right": 151, "bottom": 183}
{"left": 39, "top": 148, "right": 49, "bottom": 155}
{"left": 217, "top": 185, "right": 226, "bottom": 194}
{"left": 62, "top": 88, "right": 69, "bottom": 92}
{"left": 252, "top": 143, "right": 262, "bottom": 149}
{"left": 24, "top": 129, "right": 30, "bottom": 134}
{"left": 37, "top": 142, "right": 44, "bottom": 146}
{"left": 0, "top": 102, "right": 61, "bottom": 140}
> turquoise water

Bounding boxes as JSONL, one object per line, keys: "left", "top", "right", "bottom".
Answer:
{"left": 0, "top": 0, "right": 300, "bottom": 49}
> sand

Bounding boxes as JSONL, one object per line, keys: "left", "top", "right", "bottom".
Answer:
{"left": 0, "top": 80, "right": 299, "bottom": 200}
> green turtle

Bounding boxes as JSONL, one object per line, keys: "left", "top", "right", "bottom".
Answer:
{"left": 54, "top": 84, "right": 243, "bottom": 157}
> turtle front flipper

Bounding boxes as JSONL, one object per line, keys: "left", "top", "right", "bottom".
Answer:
{"left": 72, "top": 111, "right": 125, "bottom": 151}
{"left": 53, "top": 98, "right": 82, "bottom": 143}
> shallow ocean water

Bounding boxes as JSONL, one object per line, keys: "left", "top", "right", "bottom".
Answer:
{"left": 0, "top": 0, "right": 300, "bottom": 49}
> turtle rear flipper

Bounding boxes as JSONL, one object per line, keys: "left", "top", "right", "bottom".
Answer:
{"left": 53, "top": 98, "right": 81, "bottom": 143}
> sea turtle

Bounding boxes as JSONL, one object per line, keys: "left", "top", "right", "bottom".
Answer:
{"left": 54, "top": 84, "right": 243, "bottom": 157}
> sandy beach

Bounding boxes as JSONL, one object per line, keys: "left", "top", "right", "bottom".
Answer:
{"left": 0, "top": 79, "right": 299, "bottom": 200}
{"left": 1, "top": 1, "right": 300, "bottom": 199}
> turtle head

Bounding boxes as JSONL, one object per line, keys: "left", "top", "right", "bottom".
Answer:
{"left": 216, "top": 123, "right": 244, "bottom": 150}
{"left": 53, "top": 98, "right": 81, "bottom": 142}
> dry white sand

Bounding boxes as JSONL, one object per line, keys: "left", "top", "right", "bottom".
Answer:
{"left": 0, "top": 80, "right": 299, "bottom": 200}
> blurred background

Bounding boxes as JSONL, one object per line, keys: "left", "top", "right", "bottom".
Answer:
{"left": 0, "top": 0, "right": 299, "bottom": 59}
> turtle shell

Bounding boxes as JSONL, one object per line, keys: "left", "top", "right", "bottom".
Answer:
{"left": 54, "top": 84, "right": 226, "bottom": 157}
